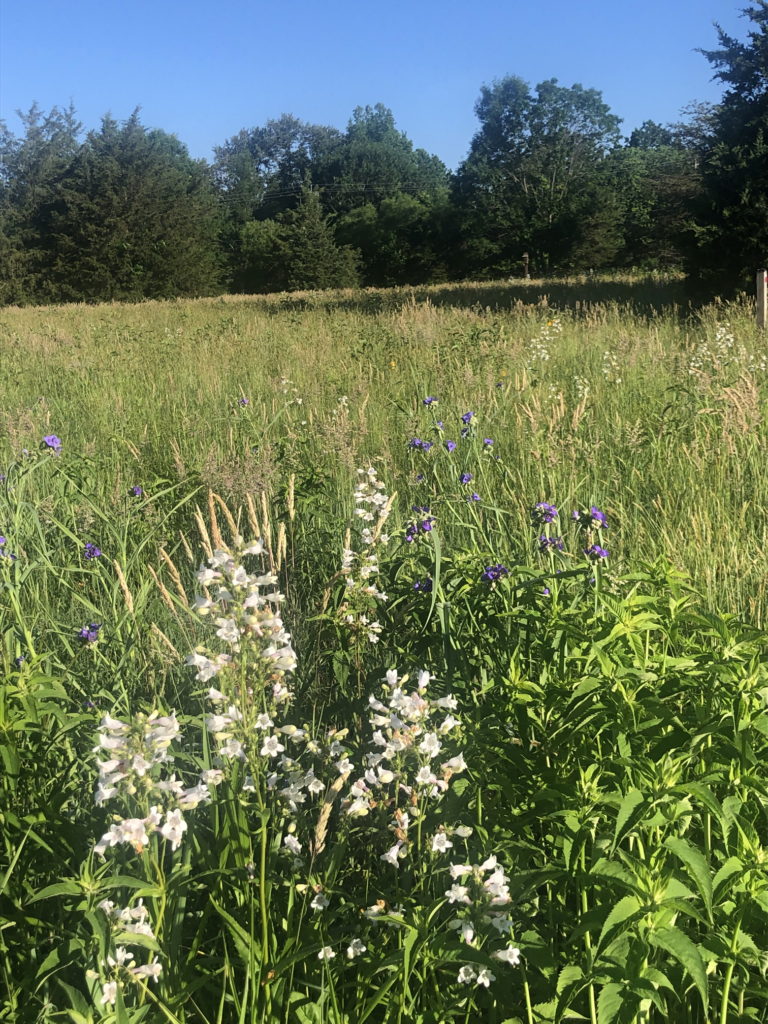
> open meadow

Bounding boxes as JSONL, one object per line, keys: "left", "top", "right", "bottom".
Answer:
{"left": 2, "top": 276, "right": 768, "bottom": 1023}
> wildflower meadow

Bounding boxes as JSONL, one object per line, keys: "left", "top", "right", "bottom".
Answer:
{"left": 2, "top": 276, "right": 768, "bottom": 1022}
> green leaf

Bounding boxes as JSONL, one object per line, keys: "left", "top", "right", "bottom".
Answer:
{"left": 664, "top": 837, "right": 713, "bottom": 921}
{"left": 648, "top": 926, "right": 709, "bottom": 1012}
{"left": 596, "top": 894, "right": 643, "bottom": 956}
{"left": 597, "top": 982, "right": 626, "bottom": 1024}
{"left": 612, "top": 788, "right": 646, "bottom": 851}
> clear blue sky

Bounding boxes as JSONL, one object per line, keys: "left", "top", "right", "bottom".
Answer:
{"left": 0, "top": 0, "right": 749, "bottom": 170}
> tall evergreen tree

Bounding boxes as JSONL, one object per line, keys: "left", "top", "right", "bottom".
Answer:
{"left": 689, "top": 2, "right": 768, "bottom": 292}
{"left": 40, "top": 112, "right": 222, "bottom": 302}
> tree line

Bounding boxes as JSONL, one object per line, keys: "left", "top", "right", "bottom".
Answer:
{"left": 2, "top": 2, "right": 768, "bottom": 305}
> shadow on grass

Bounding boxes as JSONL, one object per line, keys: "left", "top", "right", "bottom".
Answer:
{"left": 222, "top": 275, "right": 704, "bottom": 320}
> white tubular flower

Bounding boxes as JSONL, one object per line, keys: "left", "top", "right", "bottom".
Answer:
{"left": 493, "top": 946, "right": 521, "bottom": 966}
{"left": 347, "top": 938, "right": 366, "bottom": 959}
{"left": 160, "top": 808, "right": 187, "bottom": 851}
{"left": 457, "top": 966, "right": 476, "bottom": 984}
{"left": 318, "top": 946, "right": 335, "bottom": 960}
{"left": 442, "top": 753, "right": 467, "bottom": 775}
{"left": 310, "top": 892, "right": 329, "bottom": 911}
{"left": 283, "top": 834, "right": 302, "bottom": 856}
{"left": 130, "top": 962, "right": 162, "bottom": 982}
{"left": 449, "top": 918, "right": 475, "bottom": 944}
{"left": 476, "top": 969, "right": 496, "bottom": 987}
{"left": 260, "top": 735, "right": 285, "bottom": 758}
{"left": 445, "top": 884, "right": 472, "bottom": 905}
{"left": 381, "top": 841, "right": 404, "bottom": 867}
{"left": 101, "top": 981, "right": 118, "bottom": 1006}
{"left": 419, "top": 732, "right": 442, "bottom": 759}
{"left": 255, "top": 713, "right": 274, "bottom": 730}
{"left": 431, "top": 831, "right": 453, "bottom": 854}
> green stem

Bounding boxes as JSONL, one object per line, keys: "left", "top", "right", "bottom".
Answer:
{"left": 718, "top": 907, "right": 744, "bottom": 1024}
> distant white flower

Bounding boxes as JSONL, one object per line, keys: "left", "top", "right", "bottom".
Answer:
{"left": 445, "top": 883, "right": 471, "bottom": 905}
{"left": 432, "top": 832, "right": 453, "bottom": 853}
{"left": 347, "top": 938, "right": 366, "bottom": 959}
{"left": 160, "top": 808, "right": 187, "bottom": 851}
{"left": 255, "top": 713, "right": 274, "bottom": 730}
{"left": 381, "top": 841, "right": 403, "bottom": 867}
{"left": 493, "top": 945, "right": 521, "bottom": 966}
{"left": 415, "top": 766, "right": 437, "bottom": 786}
{"left": 317, "top": 946, "right": 335, "bottom": 960}
{"left": 454, "top": 825, "right": 473, "bottom": 838}
{"left": 283, "top": 835, "right": 302, "bottom": 856}
{"left": 418, "top": 732, "right": 442, "bottom": 759}
{"left": 130, "top": 962, "right": 162, "bottom": 981}
{"left": 101, "top": 981, "right": 118, "bottom": 1005}
{"left": 260, "top": 735, "right": 285, "bottom": 758}
{"left": 310, "top": 892, "right": 329, "bottom": 911}
{"left": 457, "top": 965, "right": 476, "bottom": 984}
{"left": 476, "top": 968, "right": 496, "bottom": 987}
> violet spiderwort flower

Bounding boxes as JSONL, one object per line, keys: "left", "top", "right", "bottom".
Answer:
{"left": 482, "top": 563, "right": 510, "bottom": 583}
{"left": 413, "top": 577, "right": 433, "bottom": 593}
{"left": 573, "top": 506, "right": 608, "bottom": 530}
{"left": 238, "top": 397, "right": 250, "bottom": 406}
{"left": 436, "top": 420, "right": 444, "bottom": 429}
{"left": 415, "top": 473, "right": 425, "bottom": 482}
{"left": 461, "top": 411, "right": 474, "bottom": 425}
{"left": 460, "top": 472, "right": 473, "bottom": 485}
{"left": 78, "top": 623, "right": 102, "bottom": 643}
{"left": 483, "top": 438, "right": 494, "bottom": 447}
{"left": 584, "top": 544, "right": 609, "bottom": 561}
{"left": 468, "top": 493, "right": 481, "bottom": 502}
{"left": 531, "top": 502, "right": 558, "bottom": 526}
{"left": 445, "top": 440, "right": 456, "bottom": 453}
{"left": 42, "top": 434, "right": 62, "bottom": 455}
{"left": 423, "top": 396, "right": 438, "bottom": 406}
{"left": 538, "top": 535, "right": 564, "bottom": 554}
{"left": 129, "top": 485, "right": 143, "bottom": 497}
{"left": 84, "top": 542, "right": 102, "bottom": 560}
{"left": 461, "top": 427, "right": 470, "bottom": 439}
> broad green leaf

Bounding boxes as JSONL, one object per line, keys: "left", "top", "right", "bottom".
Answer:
{"left": 612, "top": 788, "right": 646, "bottom": 851}
{"left": 664, "top": 837, "right": 713, "bottom": 921}
{"left": 648, "top": 926, "right": 709, "bottom": 1012}
{"left": 596, "top": 894, "right": 642, "bottom": 956}
{"left": 597, "top": 982, "right": 626, "bottom": 1024}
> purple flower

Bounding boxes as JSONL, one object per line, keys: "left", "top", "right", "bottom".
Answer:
{"left": 460, "top": 472, "right": 473, "bottom": 485}
{"left": 461, "top": 427, "right": 470, "bottom": 439}
{"left": 42, "top": 434, "right": 62, "bottom": 455}
{"left": 542, "top": 587, "right": 551, "bottom": 597}
{"left": 129, "top": 485, "right": 143, "bottom": 497}
{"left": 483, "top": 438, "right": 494, "bottom": 447}
{"left": 84, "top": 542, "right": 102, "bottom": 560}
{"left": 408, "top": 438, "right": 433, "bottom": 452}
{"left": 413, "top": 576, "right": 433, "bottom": 593}
{"left": 238, "top": 397, "right": 250, "bottom": 406}
{"left": 573, "top": 507, "right": 608, "bottom": 530}
{"left": 538, "top": 535, "right": 564, "bottom": 554}
{"left": 467, "top": 492, "right": 481, "bottom": 502}
{"left": 445, "top": 440, "right": 456, "bottom": 453}
{"left": 482, "top": 563, "right": 510, "bottom": 584}
{"left": 78, "top": 623, "right": 102, "bottom": 643}
{"left": 0, "top": 536, "right": 5, "bottom": 546}
{"left": 461, "top": 411, "right": 475, "bottom": 425}
{"left": 531, "top": 502, "right": 558, "bottom": 526}
{"left": 436, "top": 420, "right": 444, "bottom": 429}
{"left": 415, "top": 473, "right": 425, "bottom": 482}
{"left": 423, "top": 396, "right": 438, "bottom": 406}
{"left": 584, "top": 544, "right": 609, "bottom": 561}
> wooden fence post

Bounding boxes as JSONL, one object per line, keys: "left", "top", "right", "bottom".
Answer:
{"left": 757, "top": 269, "right": 767, "bottom": 329}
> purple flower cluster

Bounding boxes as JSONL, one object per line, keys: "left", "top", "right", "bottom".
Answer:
{"left": 584, "top": 544, "right": 609, "bottom": 561}
{"left": 42, "top": 434, "right": 62, "bottom": 455}
{"left": 531, "top": 502, "right": 558, "bottom": 526}
{"left": 84, "top": 542, "right": 102, "bottom": 560}
{"left": 573, "top": 506, "right": 608, "bottom": 530}
{"left": 408, "top": 438, "right": 434, "bottom": 452}
{"left": 413, "top": 576, "right": 433, "bottom": 593}
{"left": 78, "top": 622, "right": 102, "bottom": 643}
{"left": 423, "top": 396, "right": 438, "bottom": 406}
{"left": 460, "top": 472, "right": 473, "bottom": 485}
{"left": 482, "top": 563, "right": 510, "bottom": 584}
{"left": 538, "top": 535, "right": 564, "bottom": 554}
{"left": 405, "top": 507, "right": 435, "bottom": 543}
